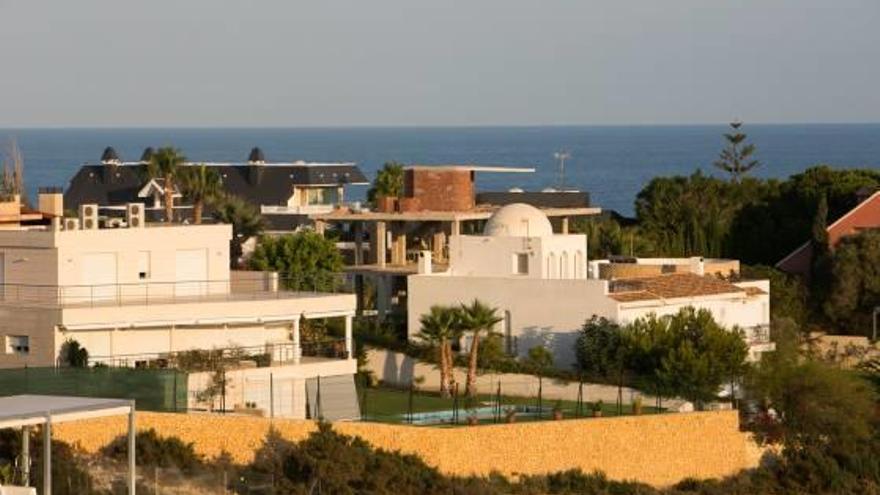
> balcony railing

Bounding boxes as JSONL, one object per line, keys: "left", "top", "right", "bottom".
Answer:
{"left": 0, "top": 273, "right": 350, "bottom": 308}
{"left": 746, "top": 325, "right": 772, "bottom": 345}
{"left": 88, "top": 339, "right": 350, "bottom": 369}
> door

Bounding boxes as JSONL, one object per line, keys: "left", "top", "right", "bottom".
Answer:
{"left": 80, "top": 252, "right": 118, "bottom": 303}
{"left": 175, "top": 249, "right": 208, "bottom": 297}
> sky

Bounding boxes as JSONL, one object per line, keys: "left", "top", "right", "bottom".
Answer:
{"left": 0, "top": 0, "right": 878, "bottom": 127}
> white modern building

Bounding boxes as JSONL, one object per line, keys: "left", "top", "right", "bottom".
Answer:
{"left": 0, "top": 195, "right": 359, "bottom": 419}
{"left": 407, "top": 203, "right": 774, "bottom": 367}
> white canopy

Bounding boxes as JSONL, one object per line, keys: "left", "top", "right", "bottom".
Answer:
{"left": 0, "top": 395, "right": 135, "bottom": 495}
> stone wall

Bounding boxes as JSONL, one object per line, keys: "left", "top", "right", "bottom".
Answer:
{"left": 53, "top": 410, "right": 761, "bottom": 487}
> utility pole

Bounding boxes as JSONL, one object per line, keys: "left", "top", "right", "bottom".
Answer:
{"left": 553, "top": 151, "right": 570, "bottom": 190}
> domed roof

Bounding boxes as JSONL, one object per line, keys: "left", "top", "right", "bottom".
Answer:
{"left": 483, "top": 203, "right": 553, "bottom": 237}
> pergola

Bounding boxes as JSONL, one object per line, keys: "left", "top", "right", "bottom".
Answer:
{"left": 0, "top": 395, "right": 136, "bottom": 495}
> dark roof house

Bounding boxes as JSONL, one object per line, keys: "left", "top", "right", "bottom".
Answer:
{"left": 64, "top": 148, "right": 369, "bottom": 229}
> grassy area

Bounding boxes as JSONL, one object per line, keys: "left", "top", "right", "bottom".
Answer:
{"left": 359, "top": 385, "right": 662, "bottom": 425}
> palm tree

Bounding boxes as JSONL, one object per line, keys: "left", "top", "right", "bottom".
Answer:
{"left": 366, "top": 161, "right": 405, "bottom": 206}
{"left": 213, "top": 194, "right": 265, "bottom": 268}
{"left": 180, "top": 164, "right": 222, "bottom": 224}
{"left": 459, "top": 299, "right": 502, "bottom": 397}
{"left": 147, "top": 146, "right": 186, "bottom": 222}
{"left": 417, "top": 306, "right": 459, "bottom": 397}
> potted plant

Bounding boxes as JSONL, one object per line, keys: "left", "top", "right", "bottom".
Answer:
{"left": 552, "top": 400, "right": 564, "bottom": 420}
{"left": 632, "top": 396, "right": 643, "bottom": 415}
{"left": 591, "top": 400, "right": 604, "bottom": 418}
{"left": 504, "top": 407, "right": 517, "bottom": 424}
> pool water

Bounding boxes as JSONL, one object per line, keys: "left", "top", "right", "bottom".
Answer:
{"left": 401, "top": 405, "right": 552, "bottom": 425}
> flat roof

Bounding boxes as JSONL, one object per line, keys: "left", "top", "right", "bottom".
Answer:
{"left": 313, "top": 206, "right": 600, "bottom": 222}
{"left": 608, "top": 273, "right": 758, "bottom": 303}
{"left": 0, "top": 395, "right": 133, "bottom": 429}
{"left": 406, "top": 165, "right": 536, "bottom": 173}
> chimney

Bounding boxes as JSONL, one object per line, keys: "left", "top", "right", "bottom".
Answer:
{"left": 247, "top": 147, "right": 266, "bottom": 165}
{"left": 689, "top": 256, "right": 705, "bottom": 276}
{"left": 140, "top": 147, "right": 155, "bottom": 163}
{"left": 100, "top": 146, "right": 121, "bottom": 184}
{"left": 417, "top": 250, "right": 433, "bottom": 274}
{"left": 37, "top": 187, "right": 64, "bottom": 217}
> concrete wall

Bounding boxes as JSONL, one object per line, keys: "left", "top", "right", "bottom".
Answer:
{"left": 54, "top": 410, "right": 761, "bottom": 487}
{"left": 364, "top": 348, "right": 683, "bottom": 408}
{"left": 0, "top": 307, "right": 61, "bottom": 368}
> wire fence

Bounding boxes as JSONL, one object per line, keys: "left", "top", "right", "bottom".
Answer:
{"left": 357, "top": 374, "right": 662, "bottom": 426}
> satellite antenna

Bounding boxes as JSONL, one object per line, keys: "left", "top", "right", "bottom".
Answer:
{"left": 553, "top": 151, "right": 571, "bottom": 190}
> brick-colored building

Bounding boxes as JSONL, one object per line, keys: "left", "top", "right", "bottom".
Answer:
{"left": 776, "top": 189, "right": 880, "bottom": 278}
{"left": 376, "top": 165, "right": 533, "bottom": 213}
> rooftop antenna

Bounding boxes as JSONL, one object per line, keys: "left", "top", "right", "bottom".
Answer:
{"left": 553, "top": 151, "right": 571, "bottom": 190}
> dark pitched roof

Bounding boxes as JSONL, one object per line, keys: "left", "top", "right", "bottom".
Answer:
{"left": 64, "top": 163, "right": 369, "bottom": 209}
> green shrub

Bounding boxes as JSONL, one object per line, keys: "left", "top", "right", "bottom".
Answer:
{"left": 102, "top": 428, "right": 203, "bottom": 474}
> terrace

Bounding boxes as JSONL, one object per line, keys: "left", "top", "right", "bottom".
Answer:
{"left": 0, "top": 273, "right": 351, "bottom": 309}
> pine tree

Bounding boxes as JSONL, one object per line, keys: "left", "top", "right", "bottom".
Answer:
{"left": 714, "top": 121, "right": 760, "bottom": 182}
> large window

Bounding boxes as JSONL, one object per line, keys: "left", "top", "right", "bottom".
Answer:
{"left": 6, "top": 335, "right": 29, "bottom": 355}
{"left": 304, "top": 187, "right": 339, "bottom": 206}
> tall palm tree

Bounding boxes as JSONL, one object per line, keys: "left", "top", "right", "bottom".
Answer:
{"left": 180, "top": 164, "right": 222, "bottom": 224}
{"left": 459, "top": 299, "right": 503, "bottom": 397}
{"left": 147, "top": 146, "right": 186, "bottom": 222}
{"left": 418, "top": 305, "right": 459, "bottom": 397}
{"left": 214, "top": 194, "right": 265, "bottom": 268}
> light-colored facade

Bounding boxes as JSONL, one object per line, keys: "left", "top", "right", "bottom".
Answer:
{"left": 408, "top": 204, "right": 773, "bottom": 368}
{"left": 0, "top": 204, "right": 358, "bottom": 418}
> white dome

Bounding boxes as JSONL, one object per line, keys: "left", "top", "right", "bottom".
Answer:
{"left": 483, "top": 203, "right": 553, "bottom": 237}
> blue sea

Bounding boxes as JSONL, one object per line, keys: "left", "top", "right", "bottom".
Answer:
{"left": 1, "top": 125, "right": 879, "bottom": 216}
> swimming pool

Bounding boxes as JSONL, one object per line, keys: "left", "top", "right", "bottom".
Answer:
{"left": 398, "top": 404, "right": 552, "bottom": 425}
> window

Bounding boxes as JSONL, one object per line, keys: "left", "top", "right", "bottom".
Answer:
{"left": 304, "top": 187, "right": 339, "bottom": 206}
{"left": 138, "top": 251, "right": 151, "bottom": 280}
{"left": 6, "top": 335, "right": 29, "bottom": 355}
{"left": 513, "top": 253, "right": 529, "bottom": 275}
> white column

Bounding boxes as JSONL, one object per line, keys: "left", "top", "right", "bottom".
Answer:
{"left": 292, "top": 319, "right": 302, "bottom": 365}
{"left": 128, "top": 403, "right": 136, "bottom": 495}
{"left": 21, "top": 426, "right": 29, "bottom": 486}
{"left": 375, "top": 221, "right": 387, "bottom": 267}
{"left": 344, "top": 314, "right": 353, "bottom": 359}
{"left": 43, "top": 417, "right": 51, "bottom": 495}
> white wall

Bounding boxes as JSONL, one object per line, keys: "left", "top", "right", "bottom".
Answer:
{"left": 448, "top": 234, "right": 587, "bottom": 279}
{"left": 408, "top": 275, "right": 614, "bottom": 368}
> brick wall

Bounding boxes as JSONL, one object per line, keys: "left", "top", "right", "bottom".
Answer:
{"left": 402, "top": 169, "right": 475, "bottom": 212}
{"left": 54, "top": 410, "right": 762, "bottom": 487}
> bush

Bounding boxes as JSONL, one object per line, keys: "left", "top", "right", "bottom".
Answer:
{"left": 102, "top": 429, "right": 203, "bottom": 474}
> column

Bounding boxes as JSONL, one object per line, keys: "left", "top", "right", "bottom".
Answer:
{"left": 21, "top": 426, "right": 29, "bottom": 486}
{"left": 344, "top": 314, "right": 353, "bottom": 359}
{"left": 376, "top": 275, "right": 390, "bottom": 320}
{"left": 451, "top": 219, "right": 461, "bottom": 236}
{"left": 353, "top": 221, "right": 364, "bottom": 266}
{"left": 292, "top": 318, "right": 302, "bottom": 365}
{"left": 128, "top": 403, "right": 136, "bottom": 495}
{"left": 561, "top": 216, "right": 570, "bottom": 234}
{"left": 432, "top": 230, "right": 446, "bottom": 262}
{"left": 44, "top": 418, "right": 51, "bottom": 495}
{"left": 314, "top": 220, "right": 326, "bottom": 236}
{"left": 374, "top": 221, "right": 387, "bottom": 268}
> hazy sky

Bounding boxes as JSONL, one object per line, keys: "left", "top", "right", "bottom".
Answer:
{"left": 1, "top": 0, "right": 878, "bottom": 127}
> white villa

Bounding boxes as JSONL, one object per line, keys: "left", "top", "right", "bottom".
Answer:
{"left": 0, "top": 193, "right": 359, "bottom": 419}
{"left": 407, "top": 203, "right": 774, "bottom": 367}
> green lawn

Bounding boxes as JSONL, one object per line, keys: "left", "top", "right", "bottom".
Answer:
{"left": 359, "top": 386, "right": 662, "bottom": 425}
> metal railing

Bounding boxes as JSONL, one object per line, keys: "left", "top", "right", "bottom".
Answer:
{"left": 88, "top": 339, "right": 350, "bottom": 369}
{"left": 746, "top": 325, "right": 772, "bottom": 345}
{"left": 0, "top": 273, "right": 350, "bottom": 308}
